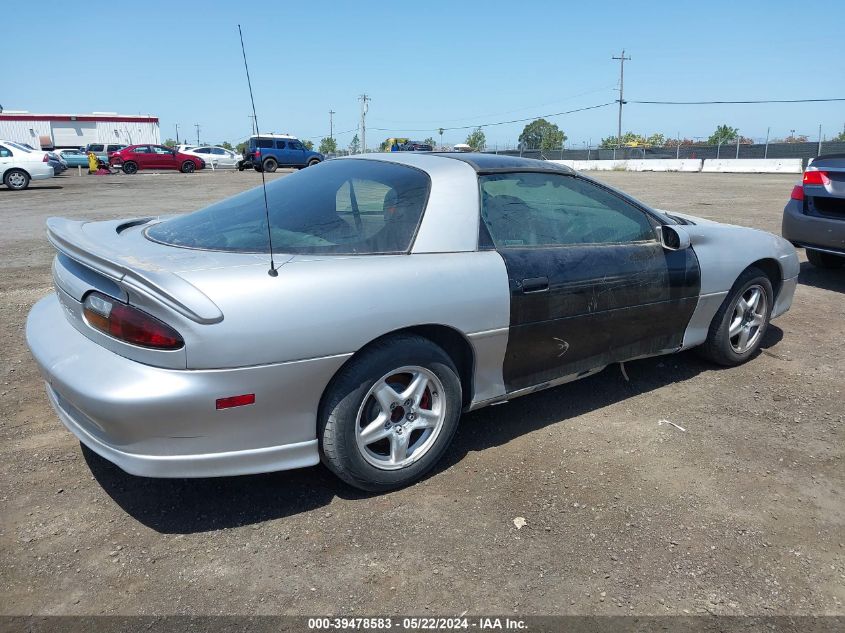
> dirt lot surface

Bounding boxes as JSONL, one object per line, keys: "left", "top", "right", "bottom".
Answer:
{"left": 1, "top": 169, "right": 842, "bottom": 617}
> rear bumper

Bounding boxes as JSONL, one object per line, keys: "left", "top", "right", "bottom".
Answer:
{"left": 44, "top": 383, "right": 318, "bottom": 478}
{"left": 26, "top": 294, "right": 349, "bottom": 478}
{"left": 782, "top": 199, "right": 845, "bottom": 254}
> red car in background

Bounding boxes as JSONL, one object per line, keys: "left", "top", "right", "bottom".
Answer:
{"left": 109, "top": 145, "right": 205, "bottom": 175}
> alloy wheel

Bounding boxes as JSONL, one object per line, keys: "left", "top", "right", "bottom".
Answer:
{"left": 355, "top": 366, "right": 447, "bottom": 470}
{"left": 728, "top": 284, "right": 767, "bottom": 353}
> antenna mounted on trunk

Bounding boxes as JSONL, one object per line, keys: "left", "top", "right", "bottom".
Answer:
{"left": 238, "top": 24, "right": 278, "bottom": 277}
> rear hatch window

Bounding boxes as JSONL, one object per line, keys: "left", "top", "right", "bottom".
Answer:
{"left": 146, "top": 159, "right": 430, "bottom": 255}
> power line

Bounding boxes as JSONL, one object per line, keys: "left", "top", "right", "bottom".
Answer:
{"left": 370, "top": 101, "right": 616, "bottom": 133}
{"left": 369, "top": 85, "right": 617, "bottom": 125}
{"left": 630, "top": 97, "right": 845, "bottom": 104}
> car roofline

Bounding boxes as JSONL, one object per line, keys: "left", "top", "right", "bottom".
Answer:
{"left": 339, "top": 152, "right": 576, "bottom": 175}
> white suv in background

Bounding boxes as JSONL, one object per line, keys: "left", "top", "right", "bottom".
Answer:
{"left": 0, "top": 141, "right": 54, "bottom": 190}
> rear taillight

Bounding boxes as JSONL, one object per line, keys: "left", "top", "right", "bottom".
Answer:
{"left": 790, "top": 185, "right": 804, "bottom": 201}
{"left": 254, "top": 149, "right": 261, "bottom": 158}
{"left": 83, "top": 292, "right": 184, "bottom": 350}
{"left": 43, "top": 154, "right": 49, "bottom": 162}
{"left": 803, "top": 170, "right": 831, "bottom": 186}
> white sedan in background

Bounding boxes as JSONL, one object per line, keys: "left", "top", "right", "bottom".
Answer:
{"left": 181, "top": 146, "right": 240, "bottom": 169}
{"left": 0, "top": 141, "right": 54, "bottom": 190}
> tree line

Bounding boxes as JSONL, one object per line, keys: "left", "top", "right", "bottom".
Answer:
{"left": 163, "top": 122, "right": 844, "bottom": 156}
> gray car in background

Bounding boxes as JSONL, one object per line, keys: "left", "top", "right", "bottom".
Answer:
{"left": 782, "top": 154, "right": 845, "bottom": 268}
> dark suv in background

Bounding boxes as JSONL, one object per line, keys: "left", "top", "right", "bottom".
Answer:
{"left": 241, "top": 134, "right": 323, "bottom": 172}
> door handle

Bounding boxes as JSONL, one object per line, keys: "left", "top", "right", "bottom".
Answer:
{"left": 520, "top": 276, "right": 549, "bottom": 293}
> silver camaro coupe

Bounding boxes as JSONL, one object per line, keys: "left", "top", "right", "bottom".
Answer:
{"left": 27, "top": 153, "right": 799, "bottom": 491}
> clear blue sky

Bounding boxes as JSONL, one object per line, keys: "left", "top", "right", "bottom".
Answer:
{"left": 5, "top": 1, "right": 844, "bottom": 148}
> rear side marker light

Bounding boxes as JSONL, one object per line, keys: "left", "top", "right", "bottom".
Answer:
{"left": 82, "top": 291, "right": 184, "bottom": 350}
{"left": 790, "top": 185, "right": 804, "bottom": 201}
{"left": 216, "top": 394, "right": 255, "bottom": 410}
{"left": 803, "top": 171, "right": 830, "bottom": 186}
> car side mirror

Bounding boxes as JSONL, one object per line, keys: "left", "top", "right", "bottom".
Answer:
{"left": 660, "top": 224, "right": 691, "bottom": 251}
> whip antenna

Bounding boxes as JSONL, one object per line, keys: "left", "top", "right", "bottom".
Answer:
{"left": 238, "top": 24, "right": 277, "bottom": 277}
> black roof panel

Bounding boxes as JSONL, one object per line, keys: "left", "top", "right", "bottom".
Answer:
{"left": 432, "top": 152, "right": 574, "bottom": 174}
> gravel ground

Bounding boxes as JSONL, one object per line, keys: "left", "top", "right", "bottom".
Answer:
{"left": 1, "top": 169, "right": 842, "bottom": 617}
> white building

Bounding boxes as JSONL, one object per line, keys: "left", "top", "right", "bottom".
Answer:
{"left": 0, "top": 111, "right": 160, "bottom": 149}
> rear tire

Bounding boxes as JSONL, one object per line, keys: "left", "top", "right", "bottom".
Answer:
{"left": 181, "top": 161, "right": 195, "bottom": 173}
{"left": 3, "top": 169, "right": 30, "bottom": 190}
{"left": 806, "top": 248, "right": 844, "bottom": 269}
{"left": 697, "top": 266, "right": 773, "bottom": 367}
{"left": 122, "top": 161, "right": 138, "bottom": 175}
{"left": 319, "top": 334, "right": 462, "bottom": 492}
{"left": 306, "top": 158, "right": 320, "bottom": 167}
{"left": 262, "top": 158, "right": 278, "bottom": 173}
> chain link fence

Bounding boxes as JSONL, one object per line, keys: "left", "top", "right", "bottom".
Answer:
{"left": 489, "top": 141, "right": 845, "bottom": 167}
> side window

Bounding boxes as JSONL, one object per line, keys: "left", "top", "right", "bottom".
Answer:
{"left": 288, "top": 141, "right": 304, "bottom": 150}
{"left": 106, "top": 145, "right": 122, "bottom": 152}
{"left": 88, "top": 144, "right": 104, "bottom": 152}
{"left": 257, "top": 139, "right": 274, "bottom": 149}
{"left": 211, "top": 148, "right": 225, "bottom": 155}
{"left": 480, "top": 172, "right": 655, "bottom": 248}
{"left": 133, "top": 145, "right": 151, "bottom": 154}
{"left": 275, "top": 140, "right": 287, "bottom": 149}
{"left": 194, "top": 148, "right": 210, "bottom": 154}
{"left": 0, "top": 145, "right": 12, "bottom": 158}
{"left": 333, "top": 177, "right": 425, "bottom": 250}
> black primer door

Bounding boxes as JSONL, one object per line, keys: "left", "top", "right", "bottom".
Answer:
{"left": 479, "top": 172, "right": 700, "bottom": 392}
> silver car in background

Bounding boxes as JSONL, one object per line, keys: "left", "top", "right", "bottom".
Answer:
{"left": 26, "top": 153, "right": 798, "bottom": 491}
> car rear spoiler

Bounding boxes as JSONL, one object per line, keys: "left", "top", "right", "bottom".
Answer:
{"left": 46, "top": 217, "right": 223, "bottom": 324}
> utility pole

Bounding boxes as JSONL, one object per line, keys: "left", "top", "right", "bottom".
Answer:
{"left": 818, "top": 123, "right": 823, "bottom": 156}
{"left": 329, "top": 110, "right": 335, "bottom": 141}
{"left": 359, "top": 94, "right": 370, "bottom": 154}
{"left": 175, "top": 123, "right": 180, "bottom": 145}
{"left": 194, "top": 123, "right": 201, "bottom": 146}
{"left": 248, "top": 115, "right": 257, "bottom": 135}
{"left": 612, "top": 49, "right": 631, "bottom": 151}
{"left": 735, "top": 130, "right": 740, "bottom": 159}
{"left": 764, "top": 126, "right": 770, "bottom": 158}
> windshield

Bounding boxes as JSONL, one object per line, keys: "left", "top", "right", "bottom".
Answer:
{"left": 146, "top": 159, "right": 430, "bottom": 255}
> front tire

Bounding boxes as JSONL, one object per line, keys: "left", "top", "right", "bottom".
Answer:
{"left": 4, "top": 169, "right": 30, "bottom": 190}
{"left": 698, "top": 266, "right": 773, "bottom": 366}
{"left": 262, "top": 158, "right": 278, "bottom": 173}
{"left": 181, "top": 161, "right": 196, "bottom": 173}
{"left": 319, "top": 334, "right": 462, "bottom": 492}
{"left": 806, "top": 248, "right": 844, "bottom": 269}
{"left": 122, "top": 161, "right": 138, "bottom": 175}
